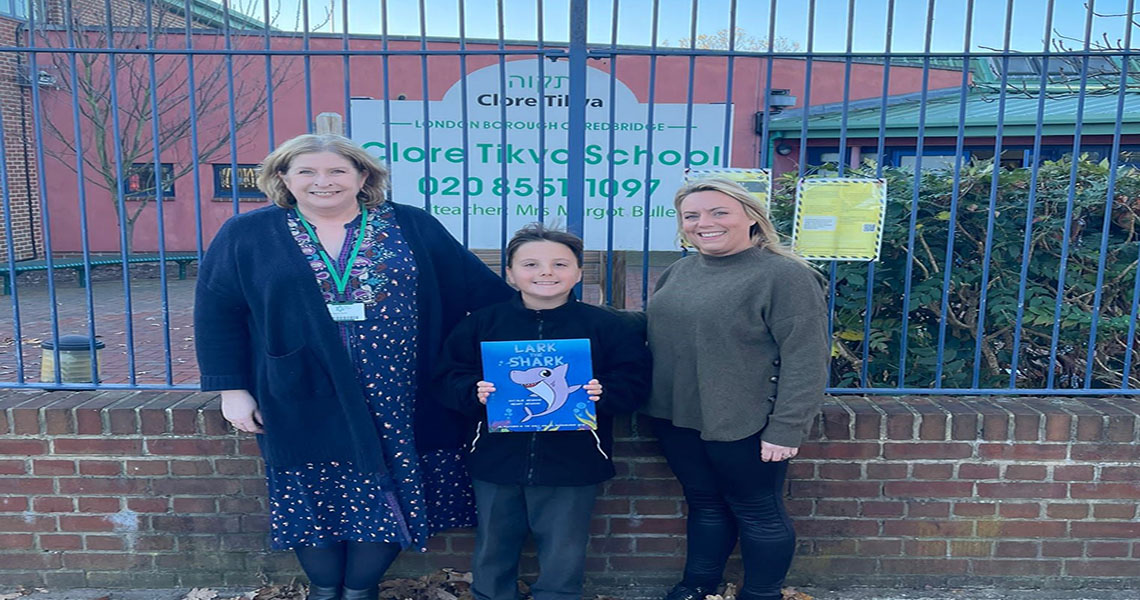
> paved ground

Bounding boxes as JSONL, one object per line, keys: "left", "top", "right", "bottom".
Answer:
{"left": 4, "top": 588, "right": 1140, "bottom": 600}
{"left": 0, "top": 266, "right": 199, "bottom": 387}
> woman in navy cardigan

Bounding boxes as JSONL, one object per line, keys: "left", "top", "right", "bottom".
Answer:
{"left": 194, "top": 134, "right": 512, "bottom": 600}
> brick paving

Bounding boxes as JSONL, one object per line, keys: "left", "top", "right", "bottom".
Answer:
{"left": 0, "top": 271, "right": 198, "bottom": 386}
{"left": 0, "top": 257, "right": 668, "bottom": 388}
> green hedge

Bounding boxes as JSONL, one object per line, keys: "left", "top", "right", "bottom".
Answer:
{"left": 769, "top": 156, "right": 1140, "bottom": 390}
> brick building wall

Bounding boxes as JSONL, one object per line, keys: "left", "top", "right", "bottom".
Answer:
{"left": 0, "top": 0, "right": 195, "bottom": 262}
{"left": 0, "top": 0, "right": 200, "bottom": 263}
{"left": 0, "top": 18, "right": 40, "bottom": 262}
{"left": 43, "top": 0, "right": 188, "bottom": 29}
{"left": 0, "top": 392, "right": 1137, "bottom": 592}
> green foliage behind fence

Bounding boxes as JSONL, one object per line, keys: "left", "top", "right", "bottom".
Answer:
{"left": 769, "top": 156, "right": 1140, "bottom": 391}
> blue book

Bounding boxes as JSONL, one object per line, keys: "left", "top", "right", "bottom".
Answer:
{"left": 480, "top": 338, "right": 596, "bottom": 432}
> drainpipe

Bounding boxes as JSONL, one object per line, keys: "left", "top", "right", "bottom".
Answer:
{"left": 13, "top": 22, "right": 40, "bottom": 258}
{"left": 766, "top": 132, "right": 783, "bottom": 170}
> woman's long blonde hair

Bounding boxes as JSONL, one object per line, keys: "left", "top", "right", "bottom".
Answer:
{"left": 673, "top": 177, "right": 810, "bottom": 267}
{"left": 257, "top": 134, "right": 390, "bottom": 209}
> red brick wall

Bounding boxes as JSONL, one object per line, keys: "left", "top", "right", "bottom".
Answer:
{"left": 0, "top": 0, "right": 200, "bottom": 263}
{"left": 0, "top": 18, "right": 40, "bottom": 261}
{"left": 0, "top": 391, "right": 1137, "bottom": 591}
{"left": 43, "top": 0, "right": 189, "bottom": 29}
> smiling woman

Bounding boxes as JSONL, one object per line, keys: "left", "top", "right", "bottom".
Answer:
{"left": 194, "top": 134, "right": 514, "bottom": 600}
{"left": 644, "top": 177, "right": 829, "bottom": 600}
{"left": 678, "top": 190, "right": 756, "bottom": 257}
{"left": 280, "top": 153, "right": 367, "bottom": 214}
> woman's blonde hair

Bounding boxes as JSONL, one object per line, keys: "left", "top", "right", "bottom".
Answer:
{"left": 257, "top": 134, "right": 390, "bottom": 209}
{"left": 673, "top": 177, "right": 810, "bottom": 267}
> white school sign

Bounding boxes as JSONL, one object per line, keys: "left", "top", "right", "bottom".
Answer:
{"left": 350, "top": 59, "right": 731, "bottom": 251}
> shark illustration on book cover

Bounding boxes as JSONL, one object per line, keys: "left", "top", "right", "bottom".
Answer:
{"left": 480, "top": 338, "right": 596, "bottom": 432}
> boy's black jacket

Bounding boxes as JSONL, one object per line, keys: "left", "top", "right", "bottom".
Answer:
{"left": 436, "top": 293, "right": 650, "bottom": 486}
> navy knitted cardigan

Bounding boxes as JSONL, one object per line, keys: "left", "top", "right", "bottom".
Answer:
{"left": 194, "top": 203, "right": 513, "bottom": 475}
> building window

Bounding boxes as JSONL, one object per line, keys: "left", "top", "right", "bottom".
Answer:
{"left": 124, "top": 163, "right": 175, "bottom": 199}
{"left": 213, "top": 164, "right": 265, "bottom": 200}
{"left": 897, "top": 153, "right": 960, "bottom": 172}
{"left": 0, "top": 0, "right": 29, "bottom": 19}
{"left": 991, "top": 55, "right": 1121, "bottom": 82}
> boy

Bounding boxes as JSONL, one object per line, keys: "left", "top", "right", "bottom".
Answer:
{"left": 437, "top": 224, "right": 650, "bottom": 600}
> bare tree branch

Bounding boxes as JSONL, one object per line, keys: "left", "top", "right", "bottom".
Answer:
{"left": 39, "top": 2, "right": 296, "bottom": 251}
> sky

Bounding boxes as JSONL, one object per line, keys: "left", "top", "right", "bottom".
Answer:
{"left": 234, "top": 0, "right": 1140, "bottom": 53}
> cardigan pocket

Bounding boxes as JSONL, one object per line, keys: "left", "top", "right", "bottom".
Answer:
{"left": 265, "top": 342, "right": 306, "bottom": 360}
{"left": 264, "top": 345, "right": 334, "bottom": 397}
{"left": 259, "top": 345, "right": 337, "bottom": 436}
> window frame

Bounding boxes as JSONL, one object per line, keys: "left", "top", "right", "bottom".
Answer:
{"left": 0, "top": 0, "right": 29, "bottom": 20}
{"left": 122, "top": 163, "right": 176, "bottom": 200}
{"left": 212, "top": 163, "right": 266, "bottom": 200}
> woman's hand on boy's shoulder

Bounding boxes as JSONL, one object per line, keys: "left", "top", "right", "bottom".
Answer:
{"left": 592, "top": 305, "right": 647, "bottom": 337}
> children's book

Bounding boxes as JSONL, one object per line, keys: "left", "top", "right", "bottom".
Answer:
{"left": 480, "top": 338, "right": 595, "bottom": 432}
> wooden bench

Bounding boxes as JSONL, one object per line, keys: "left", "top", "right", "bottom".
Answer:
{"left": 471, "top": 249, "right": 626, "bottom": 307}
{"left": 0, "top": 252, "right": 199, "bottom": 295}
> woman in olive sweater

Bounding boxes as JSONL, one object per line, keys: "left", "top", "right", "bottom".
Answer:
{"left": 644, "top": 178, "right": 829, "bottom": 600}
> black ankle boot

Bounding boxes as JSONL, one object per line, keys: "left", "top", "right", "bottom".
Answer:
{"left": 663, "top": 583, "right": 718, "bottom": 600}
{"left": 342, "top": 586, "right": 379, "bottom": 600}
{"left": 306, "top": 584, "right": 342, "bottom": 600}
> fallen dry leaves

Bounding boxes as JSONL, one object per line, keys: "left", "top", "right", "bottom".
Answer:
{"left": 250, "top": 580, "right": 306, "bottom": 600}
{"left": 0, "top": 589, "right": 52, "bottom": 600}
{"left": 701, "top": 583, "right": 813, "bottom": 600}
{"left": 781, "top": 588, "right": 815, "bottom": 600}
{"left": 0, "top": 572, "right": 813, "bottom": 600}
{"left": 379, "top": 568, "right": 474, "bottom": 600}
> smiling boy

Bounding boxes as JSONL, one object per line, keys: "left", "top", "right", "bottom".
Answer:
{"left": 436, "top": 223, "right": 650, "bottom": 600}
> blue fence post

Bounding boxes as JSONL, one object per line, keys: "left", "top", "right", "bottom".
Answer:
{"left": 566, "top": 0, "right": 588, "bottom": 240}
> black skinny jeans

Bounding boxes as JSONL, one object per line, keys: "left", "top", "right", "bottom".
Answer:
{"left": 652, "top": 418, "right": 796, "bottom": 600}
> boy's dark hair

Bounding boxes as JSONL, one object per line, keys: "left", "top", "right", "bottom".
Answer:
{"left": 506, "top": 223, "right": 585, "bottom": 267}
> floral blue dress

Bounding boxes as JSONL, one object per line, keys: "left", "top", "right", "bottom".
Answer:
{"left": 265, "top": 204, "right": 476, "bottom": 551}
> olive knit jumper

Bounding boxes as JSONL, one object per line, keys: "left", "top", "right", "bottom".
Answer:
{"left": 644, "top": 246, "right": 829, "bottom": 447}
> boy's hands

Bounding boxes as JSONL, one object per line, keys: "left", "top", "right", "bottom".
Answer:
{"left": 477, "top": 379, "right": 602, "bottom": 404}
{"left": 476, "top": 380, "right": 496, "bottom": 405}
{"left": 584, "top": 379, "right": 602, "bottom": 401}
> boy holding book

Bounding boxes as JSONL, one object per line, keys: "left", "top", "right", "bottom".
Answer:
{"left": 437, "top": 223, "right": 650, "bottom": 600}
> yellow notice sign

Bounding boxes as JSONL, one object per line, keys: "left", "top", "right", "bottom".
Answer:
{"left": 793, "top": 178, "right": 887, "bottom": 261}
{"left": 684, "top": 168, "right": 771, "bottom": 214}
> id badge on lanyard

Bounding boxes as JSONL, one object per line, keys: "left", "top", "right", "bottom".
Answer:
{"left": 296, "top": 206, "right": 371, "bottom": 323}
{"left": 328, "top": 301, "right": 366, "bottom": 322}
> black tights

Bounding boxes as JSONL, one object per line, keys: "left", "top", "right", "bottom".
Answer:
{"left": 294, "top": 541, "right": 402, "bottom": 590}
{"left": 653, "top": 419, "right": 796, "bottom": 600}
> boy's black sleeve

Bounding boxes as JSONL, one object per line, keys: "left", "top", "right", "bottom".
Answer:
{"left": 436, "top": 314, "right": 488, "bottom": 420}
{"left": 592, "top": 310, "right": 651, "bottom": 415}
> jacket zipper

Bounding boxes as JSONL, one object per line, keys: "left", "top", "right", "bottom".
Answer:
{"left": 590, "top": 430, "right": 609, "bottom": 459}
{"left": 524, "top": 309, "right": 544, "bottom": 485}
{"left": 469, "top": 421, "right": 482, "bottom": 453}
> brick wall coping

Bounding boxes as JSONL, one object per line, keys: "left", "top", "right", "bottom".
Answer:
{"left": 2, "top": 390, "right": 1137, "bottom": 444}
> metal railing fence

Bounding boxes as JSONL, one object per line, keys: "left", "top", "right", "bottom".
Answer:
{"left": 0, "top": 0, "right": 1138, "bottom": 396}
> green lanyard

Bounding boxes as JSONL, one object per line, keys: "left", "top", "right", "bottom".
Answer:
{"left": 294, "top": 206, "right": 369, "bottom": 298}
